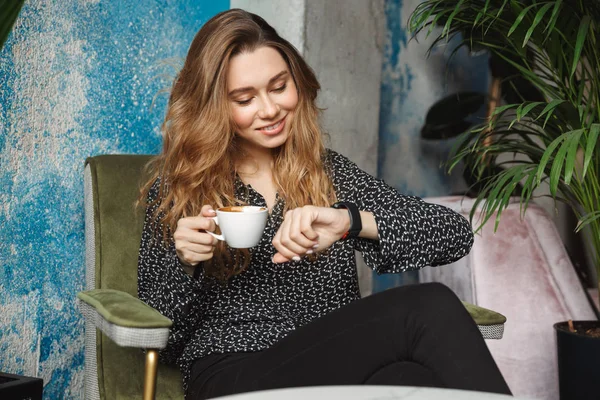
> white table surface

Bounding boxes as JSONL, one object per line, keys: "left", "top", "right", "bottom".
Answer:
{"left": 214, "top": 385, "right": 526, "bottom": 399}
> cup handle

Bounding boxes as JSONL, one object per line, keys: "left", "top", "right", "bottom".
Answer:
{"left": 206, "top": 216, "right": 225, "bottom": 241}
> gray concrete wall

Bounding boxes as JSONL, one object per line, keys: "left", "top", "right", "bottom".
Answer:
{"left": 230, "top": 0, "right": 306, "bottom": 53}
{"left": 304, "top": 0, "right": 385, "bottom": 176}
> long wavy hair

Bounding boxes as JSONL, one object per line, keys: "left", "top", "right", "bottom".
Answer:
{"left": 141, "top": 9, "right": 335, "bottom": 280}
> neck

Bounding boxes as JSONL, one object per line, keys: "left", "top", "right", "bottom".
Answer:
{"left": 237, "top": 143, "right": 275, "bottom": 176}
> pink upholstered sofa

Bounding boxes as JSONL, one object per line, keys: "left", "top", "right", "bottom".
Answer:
{"left": 420, "top": 197, "right": 597, "bottom": 400}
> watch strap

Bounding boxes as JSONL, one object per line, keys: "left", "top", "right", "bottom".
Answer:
{"left": 332, "top": 201, "right": 362, "bottom": 240}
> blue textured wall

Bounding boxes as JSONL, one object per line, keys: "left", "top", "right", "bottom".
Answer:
{"left": 0, "top": 1, "right": 228, "bottom": 398}
{"left": 373, "top": 0, "right": 489, "bottom": 291}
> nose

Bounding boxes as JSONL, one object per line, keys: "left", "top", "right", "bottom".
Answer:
{"left": 258, "top": 95, "right": 280, "bottom": 120}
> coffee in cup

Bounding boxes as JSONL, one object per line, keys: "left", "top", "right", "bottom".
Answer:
{"left": 206, "top": 206, "right": 268, "bottom": 248}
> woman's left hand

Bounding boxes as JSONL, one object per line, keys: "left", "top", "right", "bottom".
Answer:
{"left": 272, "top": 206, "right": 350, "bottom": 264}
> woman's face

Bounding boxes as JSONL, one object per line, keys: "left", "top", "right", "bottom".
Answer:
{"left": 227, "top": 46, "right": 298, "bottom": 154}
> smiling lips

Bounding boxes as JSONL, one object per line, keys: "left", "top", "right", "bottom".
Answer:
{"left": 257, "top": 115, "right": 286, "bottom": 136}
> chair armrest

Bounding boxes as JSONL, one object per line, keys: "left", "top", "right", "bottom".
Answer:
{"left": 77, "top": 289, "right": 172, "bottom": 348}
{"left": 462, "top": 301, "right": 506, "bottom": 340}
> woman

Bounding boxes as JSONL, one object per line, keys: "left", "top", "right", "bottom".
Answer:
{"left": 138, "top": 8, "right": 511, "bottom": 400}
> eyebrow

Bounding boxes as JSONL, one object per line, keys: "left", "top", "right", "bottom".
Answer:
{"left": 228, "top": 70, "right": 289, "bottom": 97}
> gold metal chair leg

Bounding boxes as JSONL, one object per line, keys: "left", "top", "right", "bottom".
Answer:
{"left": 143, "top": 349, "right": 159, "bottom": 400}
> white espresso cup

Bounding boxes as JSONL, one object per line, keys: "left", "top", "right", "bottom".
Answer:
{"left": 206, "top": 206, "right": 268, "bottom": 248}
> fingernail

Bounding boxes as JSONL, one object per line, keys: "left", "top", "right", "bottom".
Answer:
{"left": 312, "top": 243, "right": 319, "bottom": 249}
{"left": 292, "top": 256, "right": 301, "bottom": 261}
{"left": 208, "top": 209, "right": 216, "bottom": 214}
{"left": 306, "top": 250, "right": 314, "bottom": 255}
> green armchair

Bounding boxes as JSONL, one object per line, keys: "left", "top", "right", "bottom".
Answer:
{"left": 76, "top": 155, "right": 506, "bottom": 400}
{"left": 77, "top": 155, "right": 183, "bottom": 400}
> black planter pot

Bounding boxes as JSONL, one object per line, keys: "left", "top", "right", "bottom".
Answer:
{"left": 554, "top": 321, "right": 600, "bottom": 400}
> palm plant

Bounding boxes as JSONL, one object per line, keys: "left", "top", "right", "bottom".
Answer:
{"left": 409, "top": 0, "right": 600, "bottom": 302}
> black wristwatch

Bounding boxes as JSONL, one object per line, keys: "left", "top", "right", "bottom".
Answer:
{"left": 332, "top": 201, "right": 362, "bottom": 240}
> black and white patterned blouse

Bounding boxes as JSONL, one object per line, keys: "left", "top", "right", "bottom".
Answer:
{"left": 137, "top": 149, "right": 474, "bottom": 391}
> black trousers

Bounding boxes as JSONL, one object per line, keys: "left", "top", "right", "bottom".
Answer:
{"left": 188, "top": 283, "right": 512, "bottom": 399}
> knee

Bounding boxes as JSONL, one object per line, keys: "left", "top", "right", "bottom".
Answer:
{"left": 419, "top": 282, "right": 458, "bottom": 301}
{"left": 406, "top": 282, "right": 462, "bottom": 312}
{"left": 370, "top": 282, "right": 462, "bottom": 315}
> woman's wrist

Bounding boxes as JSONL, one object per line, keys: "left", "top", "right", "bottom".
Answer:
{"left": 178, "top": 257, "right": 196, "bottom": 276}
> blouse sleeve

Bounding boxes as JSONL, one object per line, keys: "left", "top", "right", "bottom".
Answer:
{"left": 328, "top": 150, "right": 474, "bottom": 274}
{"left": 137, "top": 180, "right": 204, "bottom": 364}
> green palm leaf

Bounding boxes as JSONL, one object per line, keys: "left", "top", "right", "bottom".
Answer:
{"left": 572, "top": 15, "right": 591, "bottom": 77}
{"left": 583, "top": 124, "right": 600, "bottom": 179}
{"left": 409, "top": 0, "right": 600, "bottom": 290}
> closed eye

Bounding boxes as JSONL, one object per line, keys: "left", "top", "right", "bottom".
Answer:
{"left": 234, "top": 83, "right": 286, "bottom": 106}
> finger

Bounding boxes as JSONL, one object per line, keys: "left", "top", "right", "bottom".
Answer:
{"left": 195, "top": 231, "right": 219, "bottom": 246}
{"left": 299, "top": 207, "right": 319, "bottom": 242}
{"left": 200, "top": 204, "right": 217, "bottom": 218}
{"left": 272, "top": 252, "right": 291, "bottom": 264}
{"left": 177, "top": 215, "right": 216, "bottom": 232}
{"left": 177, "top": 242, "right": 215, "bottom": 255}
{"left": 174, "top": 232, "right": 216, "bottom": 252}
{"left": 279, "top": 211, "right": 307, "bottom": 256}
{"left": 272, "top": 213, "right": 301, "bottom": 262}
{"left": 289, "top": 208, "right": 317, "bottom": 249}
{"left": 272, "top": 217, "right": 282, "bottom": 247}
{"left": 174, "top": 228, "right": 218, "bottom": 246}
{"left": 176, "top": 244, "right": 215, "bottom": 266}
{"left": 191, "top": 241, "right": 216, "bottom": 253}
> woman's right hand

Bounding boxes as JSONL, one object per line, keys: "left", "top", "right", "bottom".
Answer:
{"left": 174, "top": 205, "right": 218, "bottom": 267}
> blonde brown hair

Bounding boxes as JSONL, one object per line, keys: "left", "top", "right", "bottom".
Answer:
{"left": 141, "top": 9, "right": 335, "bottom": 280}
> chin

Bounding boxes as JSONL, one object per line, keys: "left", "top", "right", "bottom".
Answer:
{"left": 263, "top": 133, "right": 289, "bottom": 149}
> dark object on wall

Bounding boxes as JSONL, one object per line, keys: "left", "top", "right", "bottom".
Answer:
{"left": 421, "top": 50, "right": 545, "bottom": 142}
{"left": 0, "top": 0, "right": 25, "bottom": 51}
{"left": 421, "top": 88, "right": 524, "bottom": 198}
{"left": 555, "top": 321, "right": 600, "bottom": 400}
{"left": 421, "top": 92, "right": 484, "bottom": 140}
{"left": 488, "top": 52, "right": 545, "bottom": 105}
{"left": 0, "top": 371, "right": 43, "bottom": 400}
